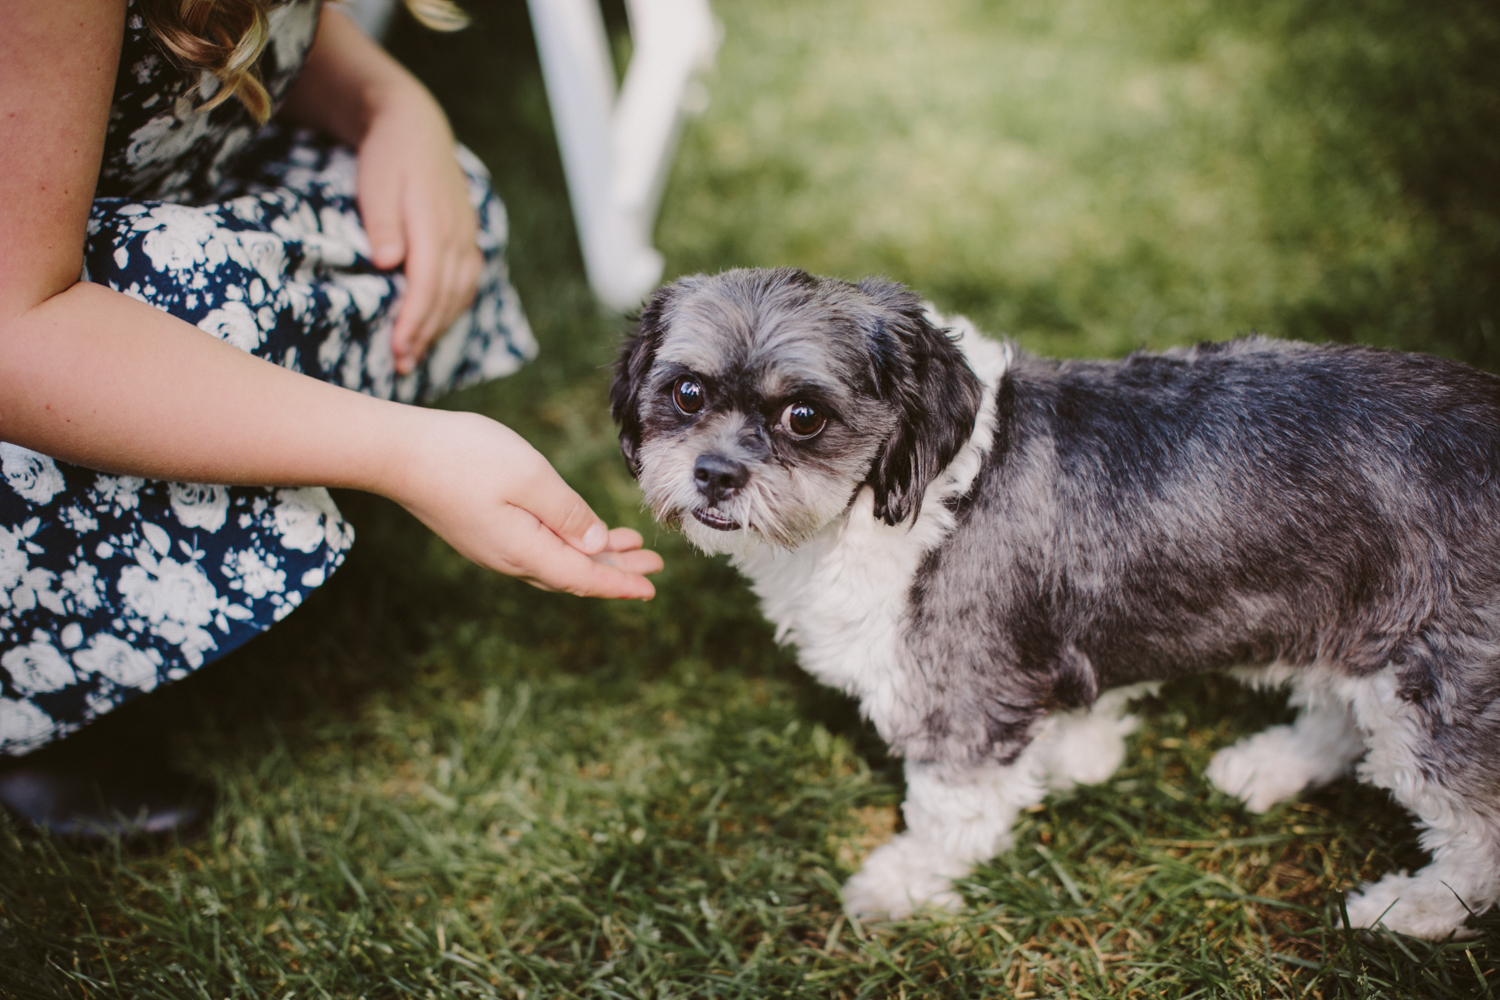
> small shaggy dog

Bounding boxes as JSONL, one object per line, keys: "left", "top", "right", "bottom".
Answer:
{"left": 610, "top": 267, "right": 1500, "bottom": 939}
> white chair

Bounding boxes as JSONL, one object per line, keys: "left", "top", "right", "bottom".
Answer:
{"left": 527, "top": 0, "right": 718, "bottom": 309}
{"left": 346, "top": 0, "right": 719, "bottom": 311}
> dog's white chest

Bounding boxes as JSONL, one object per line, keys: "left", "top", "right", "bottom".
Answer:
{"left": 735, "top": 489, "right": 925, "bottom": 738}
{"left": 731, "top": 328, "right": 1013, "bottom": 740}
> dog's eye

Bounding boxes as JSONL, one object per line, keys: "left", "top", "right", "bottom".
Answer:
{"left": 672, "top": 378, "right": 704, "bottom": 415}
{"left": 780, "top": 402, "right": 827, "bottom": 439}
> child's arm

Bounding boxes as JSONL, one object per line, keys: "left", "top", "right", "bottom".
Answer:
{"left": 0, "top": 0, "right": 661, "bottom": 599}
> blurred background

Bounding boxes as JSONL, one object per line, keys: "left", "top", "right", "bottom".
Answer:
{"left": 4, "top": 1, "right": 1499, "bottom": 995}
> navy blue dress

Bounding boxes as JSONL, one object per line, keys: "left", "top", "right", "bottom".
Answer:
{"left": 0, "top": 0, "right": 535, "bottom": 754}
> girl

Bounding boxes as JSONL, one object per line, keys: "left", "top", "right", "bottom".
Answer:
{"left": 0, "top": 0, "right": 662, "bottom": 774}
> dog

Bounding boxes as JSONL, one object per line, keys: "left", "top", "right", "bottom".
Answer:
{"left": 610, "top": 266, "right": 1500, "bottom": 939}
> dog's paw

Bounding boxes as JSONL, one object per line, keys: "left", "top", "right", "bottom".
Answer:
{"left": 842, "top": 834, "right": 967, "bottom": 919}
{"left": 1208, "top": 705, "right": 1365, "bottom": 813}
{"left": 1344, "top": 872, "right": 1479, "bottom": 940}
{"left": 1206, "top": 726, "right": 1349, "bottom": 813}
{"left": 1206, "top": 738, "right": 1302, "bottom": 813}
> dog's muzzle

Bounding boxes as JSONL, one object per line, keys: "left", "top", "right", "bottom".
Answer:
{"left": 692, "top": 454, "right": 747, "bottom": 530}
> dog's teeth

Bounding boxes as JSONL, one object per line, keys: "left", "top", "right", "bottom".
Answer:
{"left": 691, "top": 508, "right": 740, "bottom": 531}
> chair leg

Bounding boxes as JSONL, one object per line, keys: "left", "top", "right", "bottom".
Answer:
{"left": 529, "top": 0, "right": 716, "bottom": 309}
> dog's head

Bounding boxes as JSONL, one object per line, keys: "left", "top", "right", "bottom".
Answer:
{"left": 610, "top": 268, "right": 984, "bottom": 553}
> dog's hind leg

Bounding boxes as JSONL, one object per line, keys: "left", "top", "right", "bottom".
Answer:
{"left": 1341, "top": 666, "right": 1500, "bottom": 939}
{"left": 1342, "top": 761, "right": 1500, "bottom": 939}
{"left": 1207, "top": 672, "right": 1366, "bottom": 813}
{"left": 842, "top": 686, "right": 1147, "bottom": 919}
{"left": 1344, "top": 814, "right": 1500, "bottom": 939}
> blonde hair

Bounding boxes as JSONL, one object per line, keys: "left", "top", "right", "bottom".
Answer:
{"left": 139, "top": 0, "right": 468, "bottom": 124}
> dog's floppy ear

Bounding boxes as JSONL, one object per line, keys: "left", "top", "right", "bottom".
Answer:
{"left": 610, "top": 281, "right": 679, "bottom": 478}
{"left": 857, "top": 278, "right": 984, "bottom": 525}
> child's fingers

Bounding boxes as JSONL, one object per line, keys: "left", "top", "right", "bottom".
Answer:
{"left": 391, "top": 218, "right": 439, "bottom": 373}
{"left": 605, "top": 526, "right": 646, "bottom": 552}
{"left": 509, "top": 514, "right": 658, "bottom": 599}
{"left": 391, "top": 199, "right": 481, "bottom": 374}
{"left": 410, "top": 243, "right": 480, "bottom": 365}
{"left": 512, "top": 463, "right": 613, "bottom": 556}
{"left": 590, "top": 546, "right": 664, "bottom": 577}
{"left": 360, "top": 170, "right": 407, "bottom": 272}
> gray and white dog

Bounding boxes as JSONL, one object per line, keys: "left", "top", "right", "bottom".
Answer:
{"left": 610, "top": 266, "right": 1500, "bottom": 939}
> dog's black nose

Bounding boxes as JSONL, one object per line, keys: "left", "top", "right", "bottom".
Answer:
{"left": 694, "top": 454, "right": 749, "bottom": 501}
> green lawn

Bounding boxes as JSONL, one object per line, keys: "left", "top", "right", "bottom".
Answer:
{"left": 4, "top": 0, "right": 1500, "bottom": 996}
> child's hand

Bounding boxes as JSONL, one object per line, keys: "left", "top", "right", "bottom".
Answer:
{"left": 279, "top": 7, "right": 491, "bottom": 376}
{"left": 356, "top": 89, "right": 481, "bottom": 376}
{"left": 383, "top": 409, "right": 663, "bottom": 599}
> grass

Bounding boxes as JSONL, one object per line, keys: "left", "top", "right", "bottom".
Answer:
{"left": 3, "top": 0, "right": 1499, "bottom": 995}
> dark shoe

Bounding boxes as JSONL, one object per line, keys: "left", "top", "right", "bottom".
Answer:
{"left": 0, "top": 763, "right": 210, "bottom": 839}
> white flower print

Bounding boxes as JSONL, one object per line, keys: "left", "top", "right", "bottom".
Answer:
{"left": 141, "top": 521, "right": 172, "bottom": 556}
{"left": 478, "top": 293, "right": 536, "bottom": 380}
{"left": 270, "top": 200, "right": 323, "bottom": 252}
{"left": 265, "top": 1, "right": 320, "bottom": 77}
{"left": 122, "top": 111, "right": 219, "bottom": 183}
{"left": 170, "top": 482, "right": 230, "bottom": 532}
{"left": 272, "top": 588, "right": 302, "bottom": 622}
{"left": 0, "top": 697, "right": 56, "bottom": 753}
{"left": 198, "top": 301, "right": 264, "bottom": 353}
{"left": 314, "top": 204, "right": 366, "bottom": 266}
{"left": 84, "top": 686, "right": 120, "bottom": 721}
{"left": 279, "top": 272, "right": 312, "bottom": 322}
{"left": 131, "top": 45, "right": 160, "bottom": 85}
{"left": 91, "top": 474, "right": 145, "bottom": 515}
{"left": 8, "top": 567, "right": 65, "bottom": 616}
{"left": 358, "top": 327, "right": 398, "bottom": 400}
{"left": 73, "top": 634, "right": 162, "bottom": 692}
{"left": 221, "top": 547, "right": 286, "bottom": 600}
{"left": 342, "top": 273, "right": 389, "bottom": 321}
{"left": 317, "top": 319, "right": 350, "bottom": 375}
{"left": 0, "top": 525, "right": 64, "bottom": 616}
{"left": 118, "top": 553, "right": 215, "bottom": 627}
{"left": 204, "top": 125, "right": 256, "bottom": 192}
{"left": 0, "top": 444, "right": 65, "bottom": 506}
{"left": 272, "top": 487, "right": 347, "bottom": 554}
{"left": 236, "top": 231, "right": 287, "bottom": 285}
{"left": 231, "top": 199, "right": 264, "bottom": 226}
{"left": 339, "top": 339, "right": 369, "bottom": 392}
{"left": 2, "top": 637, "right": 76, "bottom": 695}
{"left": 424, "top": 311, "right": 472, "bottom": 392}
{"left": 0, "top": 521, "right": 35, "bottom": 595}
{"left": 136, "top": 203, "right": 228, "bottom": 273}
{"left": 62, "top": 505, "right": 100, "bottom": 533}
{"left": 117, "top": 548, "right": 220, "bottom": 668}
{"left": 60, "top": 561, "right": 105, "bottom": 613}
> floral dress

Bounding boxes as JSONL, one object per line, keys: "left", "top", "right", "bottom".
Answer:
{"left": 0, "top": 0, "right": 536, "bottom": 755}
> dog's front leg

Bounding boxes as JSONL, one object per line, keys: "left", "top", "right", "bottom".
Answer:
{"left": 842, "top": 757, "right": 1049, "bottom": 919}
{"left": 842, "top": 687, "right": 1145, "bottom": 919}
